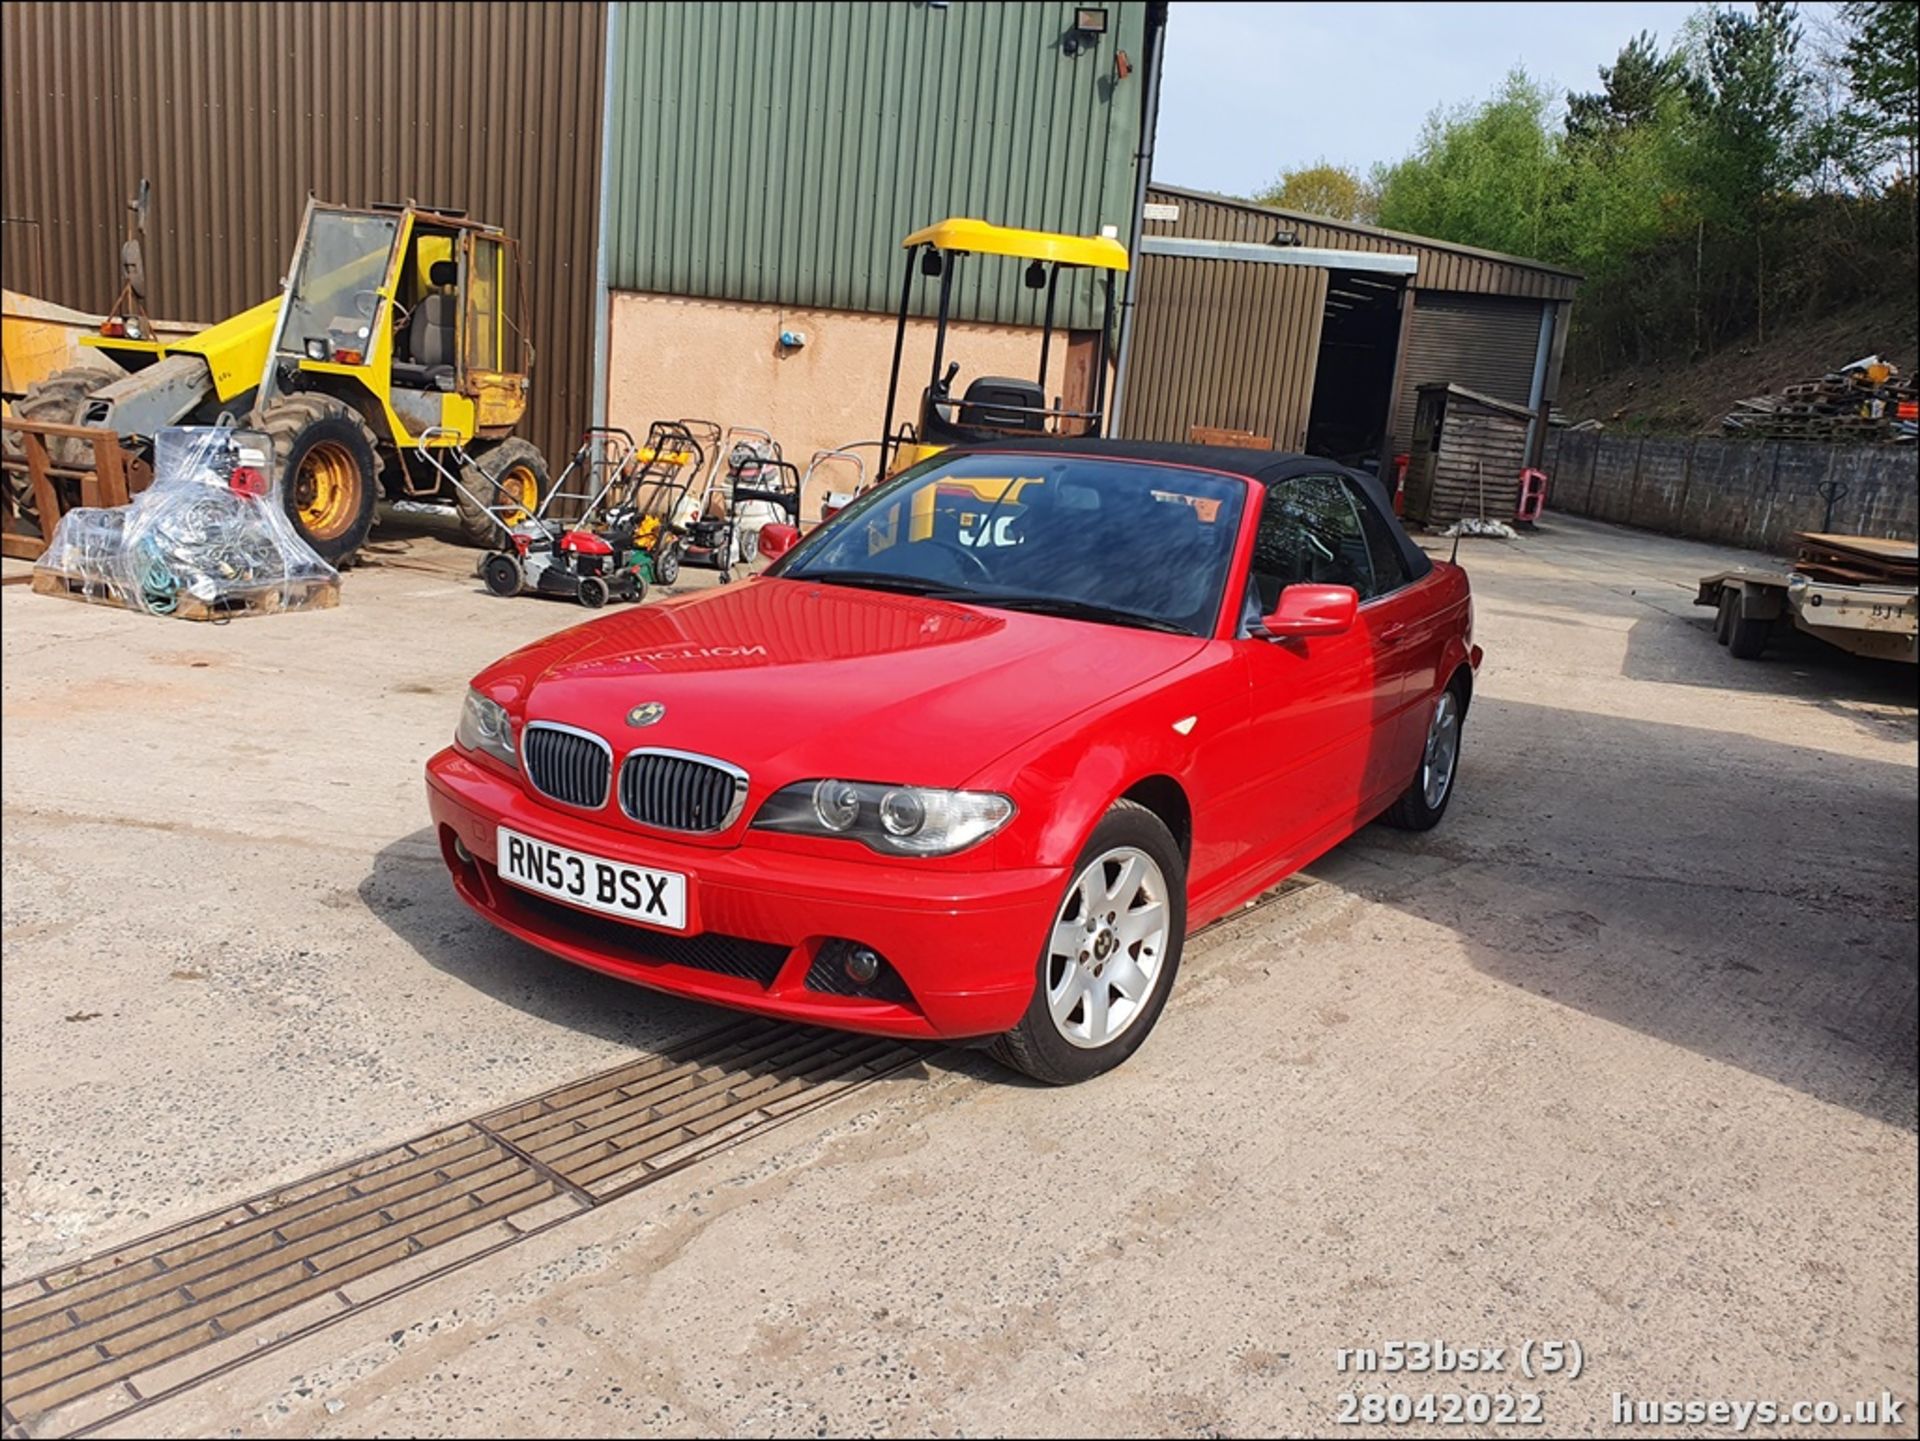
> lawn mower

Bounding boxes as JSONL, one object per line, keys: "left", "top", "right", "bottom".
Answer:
{"left": 615, "top": 418, "right": 720, "bottom": 588}
{"left": 803, "top": 444, "right": 876, "bottom": 523}
{"left": 674, "top": 435, "right": 802, "bottom": 582}
{"left": 672, "top": 427, "right": 789, "bottom": 578}
{"left": 436, "top": 423, "right": 706, "bottom": 608}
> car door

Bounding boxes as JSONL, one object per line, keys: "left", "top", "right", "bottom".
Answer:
{"left": 1236, "top": 474, "right": 1402, "bottom": 868}
{"left": 1344, "top": 474, "right": 1437, "bottom": 802}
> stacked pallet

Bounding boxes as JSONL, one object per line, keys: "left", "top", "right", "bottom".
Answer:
{"left": 1791, "top": 532, "right": 1919, "bottom": 587}
{"left": 1724, "top": 356, "right": 1918, "bottom": 442}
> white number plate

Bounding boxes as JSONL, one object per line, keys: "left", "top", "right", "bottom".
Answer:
{"left": 496, "top": 826, "right": 687, "bottom": 931}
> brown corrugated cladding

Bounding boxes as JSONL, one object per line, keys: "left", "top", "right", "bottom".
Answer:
{"left": 1394, "top": 293, "right": 1546, "bottom": 454}
{"left": 1123, "top": 252, "right": 1327, "bottom": 448}
{"left": 1145, "top": 185, "right": 1578, "bottom": 301}
{"left": 1124, "top": 185, "right": 1577, "bottom": 451}
{"left": 0, "top": 2, "right": 605, "bottom": 471}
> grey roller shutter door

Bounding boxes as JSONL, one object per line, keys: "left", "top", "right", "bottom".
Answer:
{"left": 1391, "top": 292, "right": 1544, "bottom": 454}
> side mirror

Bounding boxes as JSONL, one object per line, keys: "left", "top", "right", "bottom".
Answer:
{"left": 1262, "top": 583, "right": 1358, "bottom": 639}
{"left": 757, "top": 522, "right": 801, "bottom": 561}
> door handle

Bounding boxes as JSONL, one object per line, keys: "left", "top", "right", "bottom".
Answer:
{"left": 1381, "top": 623, "right": 1414, "bottom": 647}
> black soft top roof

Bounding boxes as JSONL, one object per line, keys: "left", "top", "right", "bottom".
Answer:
{"left": 954, "top": 436, "right": 1433, "bottom": 581}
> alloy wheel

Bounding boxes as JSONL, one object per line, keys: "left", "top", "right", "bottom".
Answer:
{"left": 1045, "top": 845, "right": 1170, "bottom": 1049}
{"left": 1422, "top": 691, "right": 1461, "bottom": 810}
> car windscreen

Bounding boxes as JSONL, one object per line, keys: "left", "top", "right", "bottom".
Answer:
{"left": 773, "top": 451, "right": 1247, "bottom": 636}
{"left": 281, "top": 211, "right": 399, "bottom": 358}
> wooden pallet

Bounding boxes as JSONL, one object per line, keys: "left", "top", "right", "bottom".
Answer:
{"left": 1792, "top": 532, "right": 1918, "bottom": 588}
{"left": 30, "top": 567, "right": 339, "bottom": 621}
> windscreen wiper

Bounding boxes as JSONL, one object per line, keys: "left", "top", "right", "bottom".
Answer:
{"left": 791, "top": 570, "right": 976, "bottom": 599}
{"left": 974, "top": 595, "right": 1192, "bottom": 634}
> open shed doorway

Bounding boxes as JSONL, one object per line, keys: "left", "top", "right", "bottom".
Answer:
{"left": 1303, "top": 269, "right": 1405, "bottom": 471}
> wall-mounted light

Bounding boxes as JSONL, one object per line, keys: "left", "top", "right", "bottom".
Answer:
{"left": 1270, "top": 228, "right": 1298, "bottom": 247}
{"left": 1063, "top": 6, "right": 1108, "bottom": 56}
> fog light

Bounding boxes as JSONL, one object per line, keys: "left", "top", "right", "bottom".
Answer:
{"left": 452, "top": 836, "right": 473, "bottom": 864}
{"left": 844, "top": 947, "right": 881, "bottom": 985}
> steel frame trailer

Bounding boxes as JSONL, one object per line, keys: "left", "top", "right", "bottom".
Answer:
{"left": 1696, "top": 568, "right": 1918, "bottom": 664}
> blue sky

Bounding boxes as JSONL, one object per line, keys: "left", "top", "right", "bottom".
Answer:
{"left": 1152, "top": 2, "right": 1719, "bottom": 196}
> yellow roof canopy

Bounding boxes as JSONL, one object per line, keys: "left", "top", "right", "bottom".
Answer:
{"left": 901, "top": 218, "right": 1129, "bottom": 272}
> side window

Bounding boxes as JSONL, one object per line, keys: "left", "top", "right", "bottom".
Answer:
{"left": 467, "top": 236, "right": 503, "bottom": 373}
{"left": 1346, "top": 478, "right": 1413, "bottom": 596}
{"left": 1246, "top": 475, "right": 1375, "bottom": 618}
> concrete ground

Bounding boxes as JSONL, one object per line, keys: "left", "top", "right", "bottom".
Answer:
{"left": 3, "top": 510, "right": 1915, "bottom": 1437}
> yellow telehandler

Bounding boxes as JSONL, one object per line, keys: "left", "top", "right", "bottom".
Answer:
{"left": 10, "top": 197, "right": 547, "bottom": 565}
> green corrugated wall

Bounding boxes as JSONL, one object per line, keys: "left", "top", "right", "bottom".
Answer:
{"left": 603, "top": 1, "right": 1149, "bottom": 328}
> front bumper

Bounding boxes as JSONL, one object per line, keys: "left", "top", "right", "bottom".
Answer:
{"left": 425, "top": 748, "right": 1060, "bottom": 1038}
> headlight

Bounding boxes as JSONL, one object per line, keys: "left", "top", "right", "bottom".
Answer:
{"left": 753, "top": 780, "right": 1014, "bottom": 856}
{"left": 455, "top": 688, "right": 518, "bottom": 769}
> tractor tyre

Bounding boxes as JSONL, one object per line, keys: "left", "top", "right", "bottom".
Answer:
{"left": 4, "top": 361, "right": 123, "bottom": 471}
{"left": 456, "top": 437, "right": 548, "bottom": 547}
{"left": 252, "top": 394, "right": 382, "bottom": 568}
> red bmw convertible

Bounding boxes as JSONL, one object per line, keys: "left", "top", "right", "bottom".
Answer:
{"left": 426, "top": 439, "right": 1480, "bottom": 1082}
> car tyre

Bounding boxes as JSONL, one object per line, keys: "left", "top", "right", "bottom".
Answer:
{"left": 1380, "top": 679, "right": 1466, "bottom": 832}
{"left": 1715, "top": 589, "right": 1738, "bottom": 645}
{"left": 990, "top": 799, "right": 1186, "bottom": 1085}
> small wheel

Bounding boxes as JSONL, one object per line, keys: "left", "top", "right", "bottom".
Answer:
{"left": 623, "top": 573, "right": 647, "bottom": 605}
{"left": 1715, "top": 589, "right": 1738, "bottom": 645}
{"left": 716, "top": 565, "right": 733, "bottom": 585}
{"left": 735, "top": 526, "right": 760, "bottom": 567}
{"left": 1381, "top": 680, "right": 1465, "bottom": 832}
{"left": 577, "top": 574, "right": 610, "bottom": 609}
{"left": 481, "top": 552, "right": 524, "bottom": 598}
{"left": 654, "top": 541, "right": 682, "bottom": 587}
{"left": 1727, "top": 612, "right": 1770, "bottom": 660}
{"left": 989, "top": 800, "right": 1186, "bottom": 1085}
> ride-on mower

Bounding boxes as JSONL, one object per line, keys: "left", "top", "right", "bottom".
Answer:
{"left": 9, "top": 195, "right": 549, "bottom": 566}
{"left": 877, "top": 218, "right": 1129, "bottom": 481}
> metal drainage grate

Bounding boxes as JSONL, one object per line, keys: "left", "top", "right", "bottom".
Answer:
{"left": 0, "top": 1018, "right": 919, "bottom": 1436}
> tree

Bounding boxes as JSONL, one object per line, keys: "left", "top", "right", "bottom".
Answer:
{"left": 1677, "top": 1, "right": 1819, "bottom": 340}
{"left": 1681, "top": 0, "right": 1817, "bottom": 214}
{"left": 1372, "top": 70, "right": 1564, "bottom": 259}
{"left": 1254, "top": 162, "right": 1378, "bottom": 224}
{"left": 1839, "top": 0, "right": 1920, "bottom": 185}
{"left": 1566, "top": 30, "right": 1688, "bottom": 147}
